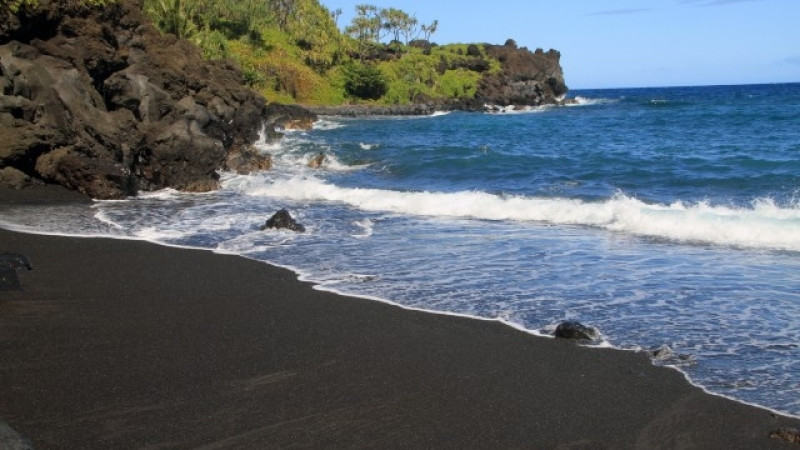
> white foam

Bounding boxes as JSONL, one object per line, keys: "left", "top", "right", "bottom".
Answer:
{"left": 313, "top": 119, "right": 345, "bottom": 130}
{"left": 133, "top": 188, "right": 181, "bottom": 200}
{"left": 322, "top": 153, "right": 371, "bottom": 172}
{"left": 241, "top": 178, "right": 800, "bottom": 252}
{"left": 352, "top": 218, "right": 374, "bottom": 238}
{"left": 359, "top": 142, "right": 379, "bottom": 150}
{"left": 484, "top": 104, "right": 552, "bottom": 114}
{"left": 570, "top": 96, "right": 617, "bottom": 106}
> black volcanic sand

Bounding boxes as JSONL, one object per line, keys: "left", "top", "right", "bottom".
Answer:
{"left": 1, "top": 190, "right": 800, "bottom": 449}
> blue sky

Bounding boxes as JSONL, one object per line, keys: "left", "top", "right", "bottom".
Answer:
{"left": 321, "top": 0, "right": 800, "bottom": 89}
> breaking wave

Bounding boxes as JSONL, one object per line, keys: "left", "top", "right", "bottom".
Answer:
{"left": 234, "top": 176, "right": 800, "bottom": 252}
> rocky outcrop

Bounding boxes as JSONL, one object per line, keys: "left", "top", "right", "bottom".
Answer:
{"left": 554, "top": 321, "right": 599, "bottom": 342}
{"left": 476, "top": 40, "right": 567, "bottom": 107}
{"left": 260, "top": 209, "right": 306, "bottom": 233}
{"left": 0, "top": 0, "right": 274, "bottom": 198}
{"left": 265, "top": 103, "right": 318, "bottom": 130}
{"left": 306, "top": 42, "right": 569, "bottom": 116}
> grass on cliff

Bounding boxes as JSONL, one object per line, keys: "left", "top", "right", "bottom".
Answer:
{"left": 137, "top": 0, "right": 504, "bottom": 106}
{"left": 226, "top": 36, "right": 502, "bottom": 106}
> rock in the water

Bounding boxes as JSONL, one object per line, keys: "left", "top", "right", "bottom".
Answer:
{"left": 649, "top": 344, "right": 696, "bottom": 366}
{"left": 308, "top": 153, "right": 325, "bottom": 169}
{"left": 264, "top": 103, "right": 318, "bottom": 131}
{"left": 554, "top": 321, "right": 599, "bottom": 341}
{"left": 770, "top": 427, "right": 800, "bottom": 444}
{"left": 224, "top": 145, "right": 272, "bottom": 175}
{"left": 260, "top": 209, "right": 305, "bottom": 232}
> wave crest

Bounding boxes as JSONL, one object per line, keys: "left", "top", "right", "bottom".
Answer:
{"left": 236, "top": 177, "right": 800, "bottom": 252}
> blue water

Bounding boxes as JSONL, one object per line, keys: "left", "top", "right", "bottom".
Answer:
{"left": 3, "top": 83, "right": 800, "bottom": 416}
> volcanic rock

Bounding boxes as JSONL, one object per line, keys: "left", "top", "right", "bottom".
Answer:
{"left": 0, "top": 0, "right": 301, "bottom": 199}
{"left": 260, "top": 209, "right": 306, "bottom": 233}
{"left": 476, "top": 45, "right": 567, "bottom": 106}
{"left": 554, "top": 321, "right": 599, "bottom": 342}
{"left": 308, "top": 153, "right": 325, "bottom": 169}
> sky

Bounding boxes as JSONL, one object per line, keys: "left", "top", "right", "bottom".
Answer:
{"left": 320, "top": 0, "right": 800, "bottom": 89}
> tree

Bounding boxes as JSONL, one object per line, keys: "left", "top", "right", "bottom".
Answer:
{"left": 380, "top": 7, "right": 416, "bottom": 52}
{"left": 420, "top": 19, "right": 437, "bottom": 42}
{"left": 345, "top": 4, "right": 384, "bottom": 60}
{"left": 269, "top": 0, "right": 297, "bottom": 31}
{"left": 287, "top": 0, "right": 346, "bottom": 71}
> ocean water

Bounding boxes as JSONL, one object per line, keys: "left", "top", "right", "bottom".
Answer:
{"left": 2, "top": 83, "right": 800, "bottom": 416}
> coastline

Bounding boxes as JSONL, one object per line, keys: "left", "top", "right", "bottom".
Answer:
{"left": 301, "top": 98, "right": 576, "bottom": 117}
{"left": 2, "top": 191, "right": 800, "bottom": 448}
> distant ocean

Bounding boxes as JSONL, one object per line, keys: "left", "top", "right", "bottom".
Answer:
{"left": 3, "top": 83, "right": 799, "bottom": 416}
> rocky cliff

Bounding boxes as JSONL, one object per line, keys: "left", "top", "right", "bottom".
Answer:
{"left": 0, "top": 0, "right": 307, "bottom": 199}
{"left": 475, "top": 40, "right": 567, "bottom": 107}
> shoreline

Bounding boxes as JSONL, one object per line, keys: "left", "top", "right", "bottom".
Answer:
{"left": 2, "top": 190, "right": 800, "bottom": 448}
{"left": 300, "top": 98, "right": 575, "bottom": 117}
{"left": 7, "top": 222, "right": 800, "bottom": 424}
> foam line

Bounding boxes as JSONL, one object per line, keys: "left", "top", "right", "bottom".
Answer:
{"left": 240, "top": 177, "right": 800, "bottom": 252}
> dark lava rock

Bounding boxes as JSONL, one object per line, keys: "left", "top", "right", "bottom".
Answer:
{"left": 477, "top": 45, "right": 567, "bottom": 106}
{"left": 308, "top": 153, "right": 325, "bottom": 169}
{"left": 554, "top": 321, "right": 599, "bottom": 341}
{"left": 261, "top": 209, "right": 305, "bottom": 233}
{"left": 265, "top": 103, "right": 318, "bottom": 131}
{"left": 0, "top": 0, "right": 300, "bottom": 199}
{"left": 0, "top": 253, "right": 32, "bottom": 271}
{"left": 0, "top": 253, "right": 32, "bottom": 291}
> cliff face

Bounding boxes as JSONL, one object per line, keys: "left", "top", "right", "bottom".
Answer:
{"left": 475, "top": 40, "right": 568, "bottom": 107}
{"left": 0, "top": 0, "right": 276, "bottom": 199}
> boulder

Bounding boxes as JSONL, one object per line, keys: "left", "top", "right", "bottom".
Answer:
{"left": 0, "top": 166, "right": 42, "bottom": 189}
{"left": 260, "top": 209, "right": 305, "bottom": 232}
{"left": 0, "top": 253, "right": 33, "bottom": 292}
{"left": 265, "top": 103, "right": 318, "bottom": 131}
{"left": 308, "top": 153, "right": 325, "bottom": 169}
{"left": 224, "top": 145, "right": 272, "bottom": 175}
{"left": 554, "top": 321, "right": 599, "bottom": 341}
{"left": 0, "top": 253, "right": 33, "bottom": 271}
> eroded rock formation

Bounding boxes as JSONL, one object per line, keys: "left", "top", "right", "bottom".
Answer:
{"left": 0, "top": 0, "right": 283, "bottom": 198}
{"left": 476, "top": 40, "right": 568, "bottom": 107}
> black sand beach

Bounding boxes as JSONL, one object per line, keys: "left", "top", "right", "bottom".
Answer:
{"left": 1, "top": 189, "right": 799, "bottom": 449}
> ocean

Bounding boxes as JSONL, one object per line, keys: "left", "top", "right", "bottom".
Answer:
{"left": 2, "top": 83, "right": 799, "bottom": 417}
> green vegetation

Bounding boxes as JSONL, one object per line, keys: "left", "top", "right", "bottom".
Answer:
{"left": 140, "top": 0, "right": 502, "bottom": 105}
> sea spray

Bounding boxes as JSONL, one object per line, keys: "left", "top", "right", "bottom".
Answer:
{"left": 236, "top": 175, "right": 800, "bottom": 252}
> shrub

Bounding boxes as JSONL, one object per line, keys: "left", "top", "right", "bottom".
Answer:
{"left": 343, "top": 61, "right": 387, "bottom": 100}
